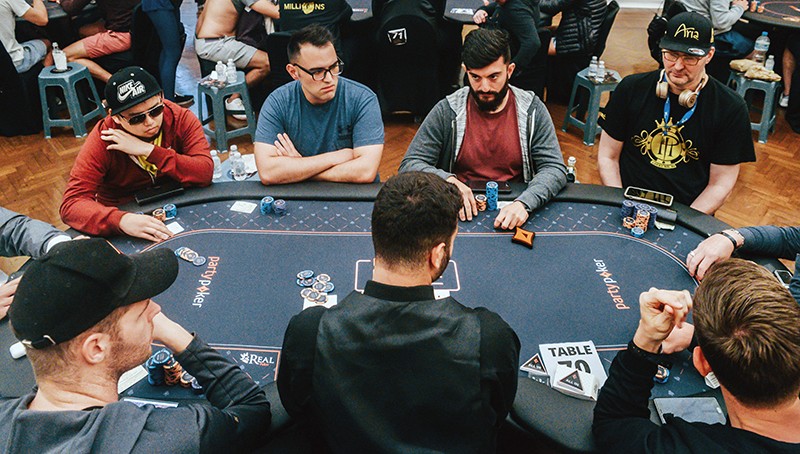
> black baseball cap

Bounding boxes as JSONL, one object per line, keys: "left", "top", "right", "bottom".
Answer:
{"left": 660, "top": 12, "right": 714, "bottom": 56}
{"left": 9, "top": 239, "right": 178, "bottom": 349}
{"left": 105, "top": 66, "right": 163, "bottom": 115}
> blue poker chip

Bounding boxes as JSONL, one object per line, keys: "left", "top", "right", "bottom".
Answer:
{"left": 316, "top": 293, "right": 328, "bottom": 303}
{"left": 631, "top": 227, "right": 645, "bottom": 238}
{"left": 323, "top": 282, "right": 334, "bottom": 293}
{"left": 152, "top": 349, "right": 171, "bottom": 365}
{"left": 654, "top": 365, "right": 670, "bottom": 384}
{"left": 312, "top": 281, "right": 326, "bottom": 292}
{"left": 297, "top": 270, "right": 314, "bottom": 279}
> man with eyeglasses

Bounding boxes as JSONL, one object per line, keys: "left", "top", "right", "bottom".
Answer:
{"left": 61, "top": 67, "right": 213, "bottom": 241}
{"left": 597, "top": 12, "right": 754, "bottom": 215}
{"left": 253, "top": 25, "right": 383, "bottom": 184}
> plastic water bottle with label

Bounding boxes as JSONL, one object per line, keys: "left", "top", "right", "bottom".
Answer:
{"left": 53, "top": 43, "right": 67, "bottom": 72}
{"left": 215, "top": 61, "right": 226, "bottom": 81}
{"left": 230, "top": 145, "right": 246, "bottom": 181}
{"left": 753, "top": 32, "right": 769, "bottom": 64}
{"left": 226, "top": 59, "right": 237, "bottom": 84}
{"left": 596, "top": 61, "right": 606, "bottom": 83}
{"left": 765, "top": 55, "right": 775, "bottom": 71}
{"left": 211, "top": 150, "right": 222, "bottom": 180}
{"left": 588, "top": 56, "right": 598, "bottom": 81}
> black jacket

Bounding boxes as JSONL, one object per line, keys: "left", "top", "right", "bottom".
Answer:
{"left": 540, "top": 0, "right": 606, "bottom": 55}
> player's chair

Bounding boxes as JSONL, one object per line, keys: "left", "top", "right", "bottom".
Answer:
{"left": 196, "top": 70, "right": 256, "bottom": 151}
{"left": 562, "top": 67, "right": 621, "bottom": 146}
{"left": 726, "top": 71, "right": 780, "bottom": 144}
{"left": 37, "top": 63, "right": 105, "bottom": 138}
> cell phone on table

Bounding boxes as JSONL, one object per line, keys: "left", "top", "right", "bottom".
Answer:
{"left": 653, "top": 397, "right": 726, "bottom": 425}
{"left": 623, "top": 186, "right": 674, "bottom": 207}
{"left": 134, "top": 180, "right": 184, "bottom": 205}
{"left": 774, "top": 269, "right": 793, "bottom": 289}
{"left": 466, "top": 180, "right": 512, "bottom": 193}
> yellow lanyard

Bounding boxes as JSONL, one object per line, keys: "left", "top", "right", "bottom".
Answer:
{"left": 135, "top": 131, "right": 161, "bottom": 178}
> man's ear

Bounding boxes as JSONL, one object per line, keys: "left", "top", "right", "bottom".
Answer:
{"left": 287, "top": 64, "right": 300, "bottom": 81}
{"left": 692, "top": 346, "right": 713, "bottom": 377}
{"left": 507, "top": 62, "right": 516, "bottom": 78}
{"left": 429, "top": 242, "right": 447, "bottom": 275}
{"left": 80, "top": 332, "right": 111, "bottom": 365}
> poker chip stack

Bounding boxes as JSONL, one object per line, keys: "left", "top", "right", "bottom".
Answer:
{"left": 634, "top": 209, "right": 650, "bottom": 232}
{"left": 475, "top": 194, "right": 487, "bottom": 212}
{"left": 147, "top": 349, "right": 171, "bottom": 386}
{"left": 620, "top": 200, "right": 635, "bottom": 218}
{"left": 486, "top": 182, "right": 498, "bottom": 211}
{"left": 646, "top": 205, "right": 658, "bottom": 229}
{"left": 297, "top": 270, "right": 335, "bottom": 304}
{"left": 163, "top": 356, "right": 184, "bottom": 386}
{"left": 273, "top": 199, "right": 287, "bottom": 215}
{"left": 152, "top": 208, "right": 166, "bottom": 222}
{"left": 175, "top": 246, "right": 207, "bottom": 266}
{"left": 163, "top": 203, "right": 177, "bottom": 219}
{"left": 260, "top": 196, "right": 274, "bottom": 215}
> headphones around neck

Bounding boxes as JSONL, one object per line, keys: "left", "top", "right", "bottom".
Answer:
{"left": 655, "top": 70, "right": 708, "bottom": 108}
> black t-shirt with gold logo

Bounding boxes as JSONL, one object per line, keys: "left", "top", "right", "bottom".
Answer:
{"left": 278, "top": 0, "right": 352, "bottom": 32}
{"left": 600, "top": 70, "right": 755, "bottom": 206}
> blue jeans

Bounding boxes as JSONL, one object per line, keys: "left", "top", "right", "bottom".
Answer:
{"left": 145, "top": 8, "right": 185, "bottom": 100}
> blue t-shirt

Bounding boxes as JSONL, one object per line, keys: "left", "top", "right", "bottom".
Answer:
{"left": 255, "top": 77, "right": 384, "bottom": 156}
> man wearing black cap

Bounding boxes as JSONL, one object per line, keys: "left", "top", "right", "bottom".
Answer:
{"left": 0, "top": 239, "right": 271, "bottom": 451}
{"left": 61, "top": 67, "right": 213, "bottom": 241}
{"left": 597, "top": 12, "right": 755, "bottom": 215}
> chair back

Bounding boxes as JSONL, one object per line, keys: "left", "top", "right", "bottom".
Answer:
{"left": 265, "top": 31, "right": 293, "bottom": 88}
{"left": 594, "top": 0, "right": 619, "bottom": 58}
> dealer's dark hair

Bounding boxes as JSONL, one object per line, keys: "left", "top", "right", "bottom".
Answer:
{"left": 372, "top": 172, "right": 461, "bottom": 268}
{"left": 288, "top": 24, "right": 335, "bottom": 62}
{"left": 693, "top": 259, "right": 800, "bottom": 408}
{"left": 462, "top": 28, "right": 511, "bottom": 70}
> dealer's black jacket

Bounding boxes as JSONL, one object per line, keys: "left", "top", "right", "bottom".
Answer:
{"left": 539, "top": 0, "right": 606, "bottom": 55}
{"left": 278, "top": 280, "right": 521, "bottom": 453}
{"left": 593, "top": 344, "right": 800, "bottom": 453}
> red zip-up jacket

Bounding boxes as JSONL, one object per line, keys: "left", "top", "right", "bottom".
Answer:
{"left": 61, "top": 100, "right": 213, "bottom": 236}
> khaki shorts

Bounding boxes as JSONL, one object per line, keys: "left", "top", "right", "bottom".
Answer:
{"left": 194, "top": 36, "right": 257, "bottom": 68}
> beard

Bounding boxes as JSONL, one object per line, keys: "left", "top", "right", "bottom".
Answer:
{"left": 109, "top": 335, "right": 153, "bottom": 380}
{"left": 470, "top": 78, "right": 510, "bottom": 112}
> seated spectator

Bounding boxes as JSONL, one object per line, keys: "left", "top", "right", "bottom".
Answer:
{"left": 597, "top": 13, "right": 754, "bottom": 215}
{"left": 195, "top": 0, "right": 276, "bottom": 119}
{"left": 687, "top": 225, "right": 799, "bottom": 301}
{"left": 1, "top": 239, "right": 271, "bottom": 451}
{"left": 0, "top": 206, "right": 71, "bottom": 319}
{"left": 681, "top": 0, "right": 754, "bottom": 59}
{"left": 593, "top": 259, "right": 800, "bottom": 451}
{"left": 45, "top": 0, "right": 140, "bottom": 83}
{"left": 278, "top": 171, "right": 520, "bottom": 452}
{"left": 277, "top": 0, "right": 351, "bottom": 35}
{"left": 400, "top": 28, "right": 566, "bottom": 231}
{"left": 61, "top": 67, "right": 212, "bottom": 241}
{"left": 540, "top": 0, "right": 606, "bottom": 102}
{"left": 473, "top": 0, "right": 543, "bottom": 96}
{"left": 0, "top": 0, "right": 49, "bottom": 73}
{"left": 253, "top": 25, "right": 383, "bottom": 184}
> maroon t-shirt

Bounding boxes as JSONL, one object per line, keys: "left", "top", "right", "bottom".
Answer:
{"left": 453, "top": 91, "right": 523, "bottom": 183}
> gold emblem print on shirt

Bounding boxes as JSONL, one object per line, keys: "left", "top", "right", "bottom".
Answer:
{"left": 632, "top": 119, "right": 699, "bottom": 170}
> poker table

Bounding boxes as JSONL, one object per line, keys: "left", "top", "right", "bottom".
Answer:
{"left": 0, "top": 182, "right": 787, "bottom": 452}
{"left": 743, "top": 1, "right": 800, "bottom": 29}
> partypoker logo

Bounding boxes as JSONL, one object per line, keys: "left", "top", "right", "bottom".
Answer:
{"left": 193, "top": 256, "right": 220, "bottom": 308}
{"left": 675, "top": 23, "right": 699, "bottom": 40}
{"left": 117, "top": 79, "right": 145, "bottom": 102}
{"left": 594, "top": 259, "right": 629, "bottom": 310}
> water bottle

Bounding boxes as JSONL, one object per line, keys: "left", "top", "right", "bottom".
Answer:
{"left": 53, "top": 43, "right": 67, "bottom": 72}
{"left": 230, "top": 146, "right": 246, "bottom": 181}
{"left": 215, "top": 61, "right": 226, "bottom": 80}
{"left": 566, "top": 156, "right": 579, "bottom": 184}
{"left": 226, "top": 59, "right": 237, "bottom": 84}
{"left": 753, "top": 32, "right": 769, "bottom": 64}
{"left": 211, "top": 150, "right": 222, "bottom": 180}
{"left": 588, "top": 56, "right": 598, "bottom": 81}
{"left": 596, "top": 61, "right": 606, "bottom": 83}
{"left": 765, "top": 55, "right": 775, "bottom": 71}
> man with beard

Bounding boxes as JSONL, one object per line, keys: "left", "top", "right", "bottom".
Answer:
{"left": 61, "top": 67, "right": 213, "bottom": 241}
{"left": 0, "top": 239, "right": 271, "bottom": 451}
{"left": 400, "top": 28, "right": 566, "bottom": 231}
{"left": 277, "top": 172, "right": 520, "bottom": 451}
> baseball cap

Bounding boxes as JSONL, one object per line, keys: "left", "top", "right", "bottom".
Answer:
{"left": 9, "top": 239, "right": 178, "bottom": 349}
{"left": 660, "top": 12, "right": 714, "bottom": 57}
{"left": 105, "top": 66, "right": 163, "bottom": 115}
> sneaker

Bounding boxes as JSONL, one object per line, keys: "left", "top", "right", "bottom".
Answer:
{"left": 225, "top": 97, "right": 247, "bottom": 121}
{"left": 779, "top": 93, "right": 789, "bottom": 108}
{"left": 174, "top": 93, "right": 194, "bottom": 107}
